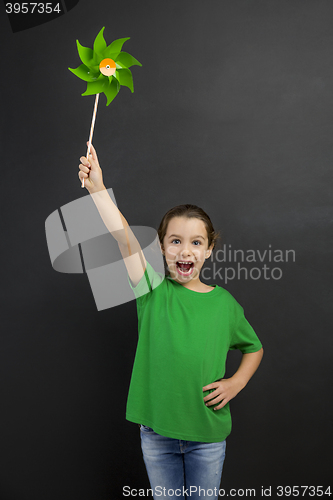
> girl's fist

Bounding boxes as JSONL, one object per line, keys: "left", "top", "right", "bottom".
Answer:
{"left": 78, "top": 143, "right": 105, "bottom": 193}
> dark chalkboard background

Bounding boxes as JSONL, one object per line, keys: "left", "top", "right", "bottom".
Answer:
{"left": 1, "top": 1, "right": 332, "bottom": 499}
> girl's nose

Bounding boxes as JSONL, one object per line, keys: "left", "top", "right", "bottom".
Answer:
{"left": 181, "top": 247, "right": 192, "bottom": 257}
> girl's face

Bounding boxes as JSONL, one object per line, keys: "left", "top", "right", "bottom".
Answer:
{"left": 161, "top": 216, "right": 213, "bottom": 286}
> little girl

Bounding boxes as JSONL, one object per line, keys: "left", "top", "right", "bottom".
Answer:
{"left": 79, "top": 144, "right": 263, "bottom": 500}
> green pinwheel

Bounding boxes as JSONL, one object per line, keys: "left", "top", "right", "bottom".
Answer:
{"left": 69, "top": 27, "right": 142, "bottom": 105}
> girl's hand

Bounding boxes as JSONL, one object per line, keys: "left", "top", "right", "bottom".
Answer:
{"left": 78, "top": 143, "right": 105, "bottom": 193}
{"left": 202, "top": 377, "right": 244, "bottom": 411}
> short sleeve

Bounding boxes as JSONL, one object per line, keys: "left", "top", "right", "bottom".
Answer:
{"left": 127, "top": 260, "right": 165, "bottom": 299}
{"left": 229, "top": 305, "right": 262, "bottom": 353}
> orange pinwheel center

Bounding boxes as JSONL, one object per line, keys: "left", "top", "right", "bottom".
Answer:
{"left": 99, "top": 58, "right": 116, "bottom": 76}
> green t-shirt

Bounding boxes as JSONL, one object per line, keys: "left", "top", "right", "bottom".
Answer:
{"left": 126, "top": 262, "right": 262, "bottom": 443}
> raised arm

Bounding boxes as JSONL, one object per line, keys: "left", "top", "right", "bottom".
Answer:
{"left": 78, "top": 144, "right": 146, "bottom": 287}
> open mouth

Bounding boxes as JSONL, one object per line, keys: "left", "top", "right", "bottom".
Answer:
{"left": 176, "top": 261, "right": 194, "bottom": 276}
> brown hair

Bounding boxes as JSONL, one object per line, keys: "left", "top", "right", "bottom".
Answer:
{"left": 157, "top": 204, "right": 220, "bottom": 274}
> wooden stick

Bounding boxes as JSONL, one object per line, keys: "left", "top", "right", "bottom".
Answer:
{"left": 82, "top": 93, "right": 100, "bottom": 188}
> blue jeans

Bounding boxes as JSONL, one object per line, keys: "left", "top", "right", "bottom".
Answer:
{"left": 140, "top": 425, "right": 226, "bottom": 500}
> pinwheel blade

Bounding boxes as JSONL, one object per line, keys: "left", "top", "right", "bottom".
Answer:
{"left": 116, "top": 68, "right": 134, "bottom": 92}
{"left": 104, "top": 37, "right": 130, "bottom": 59}
{"left": 82, "top": 78, "right": 108, "bottom": 96}
{"left": 68, "top": 64, "right": 100, "bottom": 82}
{"left": 104, "top": 78, "right": 120, "bottom": 106}
{"left": 93, "top": 27, "right": 107, "bottom": 55}
{"left": 116, "top": 52, "right": 142, "bottom": 68}
{"left": 76, "top": 41, "right": 94, "bottom": 67}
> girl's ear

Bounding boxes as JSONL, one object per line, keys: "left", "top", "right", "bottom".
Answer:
{"left": 205, "top": 245, "right": 213, "bottom": 259}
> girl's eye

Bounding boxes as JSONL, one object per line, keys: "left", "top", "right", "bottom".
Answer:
{"left": 193, "top": 241, "right": 201, "bottom": 245}
{"left": 171, "top": 239, "right": 180, "bottom": 244}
